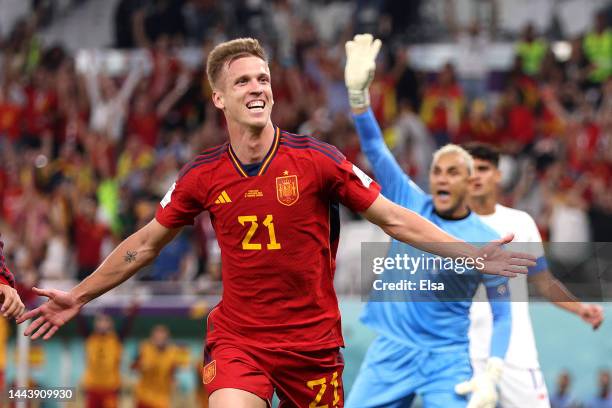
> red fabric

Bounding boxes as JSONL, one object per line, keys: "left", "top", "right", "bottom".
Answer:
{"left": 86, "top": 390, "right": 119, "bottom": 408}
{"left": 156, "top": 130, "right": 380, "bottom": 350}
{"left": 203, "top": 340, "right": 344, "bottom": 407}
{"left": 128, "top": 113, "right": 160, "bottom": 147}
{"left": 0, "top": 102, "right": 23, "bottom": 141}
{"left": 457, "top": 117, "right": 498, "bottom": 144}
{"left": 1, "top": 185, "right": 23, "bottom": 224}
{"left": 74, "top": 216, "right": 107, "bottom": 268}
{"left": 568, "top": 123, "right": 601, "bottom": 173}
{"left": 22, "top": 86, "right": 57, "bottom": 136}
{"left": 507, "top": 105, "right": 536, "bottom": 146}
{"left": 423, "top": 84, "right": 463, "bottom": 133}
{"left": 0, "top": 238, "right": 15, "bottom": 287}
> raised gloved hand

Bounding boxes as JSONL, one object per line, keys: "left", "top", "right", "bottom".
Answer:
{"left": 344, "top": 33, "right": 382, "bottom": 110}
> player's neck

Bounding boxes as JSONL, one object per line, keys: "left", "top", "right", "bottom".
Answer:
{"left": 227, "top": 121, "right": 275, "bottom": 164}
{"left": 469, "top": 194, "right": 497, "bottom": 215}
{"left": 436, "top": 203, "right": 470, "bottom": 220}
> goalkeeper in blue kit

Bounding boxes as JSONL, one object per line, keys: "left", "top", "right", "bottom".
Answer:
{"left": 344, "top": 34, "right": 513, "bottom": 408}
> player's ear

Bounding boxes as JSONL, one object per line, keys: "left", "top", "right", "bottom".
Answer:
{"left": 212, "top": 90, "right": 224, "bottom": 110}
{"left": 494, "top": 167, "right": 502, "bottom": 183}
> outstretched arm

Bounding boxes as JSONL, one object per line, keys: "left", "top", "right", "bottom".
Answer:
{"left": 530, "top": 270, "right": 604, "bottom": 329}
{"left": 17, "top": 219, "right": 180, "bottom": 339}
{"left": 523, "top": 213, "right": 603, "bottom": 330}
{"left": 362, "top": 195, "right": 535, "bottom": 277}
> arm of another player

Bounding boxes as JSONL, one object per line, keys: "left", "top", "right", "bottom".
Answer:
{"left": 530, "top": 270, "right": 604, "bottom": 329}
{"left": 0, "top": 238, "right": 25, "bottom": 319}
{"left": 522, "top": 214, "right": 603, "bottom": 330}
{"left": 17, "top": 219, "right": 181, "bottom": 339}
{"left": 362, "top": 195, "right": 535, "bottom": 277}
{"left": 346, "top": 34, "right": 426, "bottom": 205}
{"left": 454, "top": 280, "right": 511, "bottom": 408}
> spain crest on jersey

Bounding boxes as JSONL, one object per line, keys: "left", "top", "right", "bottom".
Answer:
{"left": 276, "top": 173, "right": 299, "bottom": 206}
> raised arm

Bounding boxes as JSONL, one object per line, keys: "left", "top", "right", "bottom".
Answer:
{"left": 17, "top": 219, "right": 180, "bottom": 339}
{"left": 346, "top": 34, "right": 426, "bottom": 206}
{"left": 362, "top": 195, "right": 534, "bottom": 277}
{"left": 117, "top": 62, "right": 143, "bottom": 105}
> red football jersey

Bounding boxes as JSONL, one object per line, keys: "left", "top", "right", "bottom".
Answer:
{"left": 156, "top": 127, "right": 380, "bottom": 350}
{"left": 0, "top": 238, "right": 15, "bottom": 287}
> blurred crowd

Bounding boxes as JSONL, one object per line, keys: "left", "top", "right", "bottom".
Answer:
{"left": 0, "top": 0, "right": 611, "bottom": 295}
{"left": 551, "top": 369, "right": 612, "bottom": 408}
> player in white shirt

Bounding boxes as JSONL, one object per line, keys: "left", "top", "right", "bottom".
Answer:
{"left": 464, "top": 143, "right": 604, "bottom": 408}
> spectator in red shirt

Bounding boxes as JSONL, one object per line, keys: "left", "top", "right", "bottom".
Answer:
{"left": 73, "top": 196, "right": 108, "bottom": 281}
{"left": 501, "top": 85, "right": 536, "bottom": 152}
{"left": 127, "top": 71, "right": 191, "bottom": 148}
{"left": 420, "top": 62, "right": 464, "bottom": 146}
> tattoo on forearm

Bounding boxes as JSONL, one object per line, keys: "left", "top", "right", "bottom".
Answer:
{"left": 124, "top": 250, "right": 137, "bottom": 264}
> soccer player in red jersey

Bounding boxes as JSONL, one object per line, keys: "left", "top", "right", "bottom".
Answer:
{"left": 0, "top": 236, "right": 25, "bottom": 391}
{"left": 0, "top": 238, "right": 25, "bottom": 318}
{"left": 18, "top": 38, "right": 534, "bottom": 407}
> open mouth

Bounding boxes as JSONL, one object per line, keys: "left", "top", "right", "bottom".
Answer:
{"left": 246, "top": 100, "right": 265, "bottom": 112}
{"left": 436, "top": 189, "right": 451, "bottom": 198}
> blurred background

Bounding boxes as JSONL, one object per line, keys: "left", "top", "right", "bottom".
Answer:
{"left": 0, "top": 0, "right": 611, "bottom": 406}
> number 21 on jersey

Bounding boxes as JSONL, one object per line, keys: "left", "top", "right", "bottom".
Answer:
{"left": 238, "top": 214, "right": 281, "bottom": 250}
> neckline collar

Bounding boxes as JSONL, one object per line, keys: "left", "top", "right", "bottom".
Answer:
{"left": 227, "top": 125, "right": 280, "bottom": 177}
{"left": 433, "top": 208, "right": 472, "bottom": 221}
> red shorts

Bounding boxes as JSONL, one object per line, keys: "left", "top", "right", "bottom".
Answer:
{"left": 202, "top": 341, "right": 344, "bottom": 407}
{"left": 85, "top": 389, "right": 119, "bottom": 408}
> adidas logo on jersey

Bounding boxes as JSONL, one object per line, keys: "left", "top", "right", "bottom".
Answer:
{"left": 215, "top": 191, "right": 232, "bottom": 204}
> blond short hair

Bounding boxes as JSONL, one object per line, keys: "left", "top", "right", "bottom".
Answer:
{"left": 206, "top": 38, "right": 268, "bottom": 89}
{"left": 432, "top": 144, "right": 474, "bottom": 175}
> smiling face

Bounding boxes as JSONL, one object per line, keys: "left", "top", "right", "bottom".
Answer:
{"left": 212, "top": 56, "right": 274, "bottom": 131}
{"left": 470, "top": 158, "right": 501, "bottom": 199}
{"left": 429, "top": 152, "right": 471, "bottom": 217}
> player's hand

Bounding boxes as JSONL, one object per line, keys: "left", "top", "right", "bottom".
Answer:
{"left": 0, "top": 284, "right": 25, "bottom": 319}
{"left": 16, "top": 287, "right": 83, "bottom": 340}
{"left": 478, "top": 234, "right": 536, "bottom": 277}
{"left": 344, "top": 33, "right": 382, "bottom": 109}
{"left": 455, "top": 357, "right": 503, "bottom": 408}
{"left": 579, "top": 303, "right": 604, "bottom": 330}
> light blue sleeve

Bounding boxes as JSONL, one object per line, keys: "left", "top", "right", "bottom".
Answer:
{"left": 528, "top": 256, "right": 548, "bottom": 276}
{"left": 485, "top": 280, "right": 512, "bottom": 359}
{"left": 352, "top": 108, "right": 427, "bottom": 210}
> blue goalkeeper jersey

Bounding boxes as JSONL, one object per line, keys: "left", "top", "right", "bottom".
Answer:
{"left": 354, "top": 109, "right": 510, "bottom": 357}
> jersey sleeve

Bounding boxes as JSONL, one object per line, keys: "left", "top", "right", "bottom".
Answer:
{"left": 0, "top": 239, "right": 15, "bottom": 287}
{"left": 352, "top": 108, "right": 427, "bottom": 210}
{"left": 155, "top": 167, "right": 206, "bottom": 229}
{"left": 484, "top": 277, "right": 511, "bottom": 359}
{"left": 522, "top": 213, "right": 548, "bottom": 276}
{"left": 317, "top": 145, "right": 381, "bottom": 213}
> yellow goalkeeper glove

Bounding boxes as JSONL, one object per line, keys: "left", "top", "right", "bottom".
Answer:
{"left": 455, "top": 357, "right": 503, "bottom": 408}
{"left": 344, "top": 33, "right": 382, "bottom": 109}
